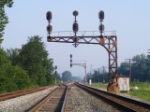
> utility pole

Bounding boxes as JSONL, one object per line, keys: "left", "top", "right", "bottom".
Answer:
{"left": 93, "top": 69, "right": 97, "bottom": 83}
{"left": 54, "top": 65, "right": 57, "bottom": 84}
{"left": 101, "top": 66, "right": 107, "bottom": 83}
{"left": 97, "top": 68, "right": 101, "bottom": 82}
{"left": 125, "top": 59, "right": 132, "bottom": 82}
{"left": 89, "top": 65, "right": 92, "bottom": 82}
{"left": 90, "top": 65, "right": 92, "bottom": 79}
{"left": 147, "top": 49, "right": 150, "bottom": 58}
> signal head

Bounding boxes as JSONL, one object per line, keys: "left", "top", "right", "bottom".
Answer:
{"left": 72, "top": 23, "right": 79, "bottom": 32}
{"left": 47, "top": 25, "right": 52, "bottom": 34}
{"left": 73, "top": 10, "right": 78, "bottom": 16}
{"left": 70, "top": 54, "right": 72, "bottom": 58}
{"left": 99, "top": 24, "right": 104, "bottom": 33}
{"left": 99, "top": 10, "right": 104, "bottom": 21}
{"left": 46, "top": 11, "right": 52, "bottom": 21}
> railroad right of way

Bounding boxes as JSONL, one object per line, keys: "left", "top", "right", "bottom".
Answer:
{"left": 0, "top": 82, "right": 150, "bottom": 112}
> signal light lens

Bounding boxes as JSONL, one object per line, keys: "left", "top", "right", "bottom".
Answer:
{"left": 72, "top": 23, "right": 78, "bottom": 32}
{"left": 73, "top": 10, "right": 78, "bottom": 16}
{"left": 99, "top": 10, "right": 104, "bottom": 20}
{"left": 70, "top": 54, "right": 72, "bottom": 58}
{"left": 47, "top": 25, "right": 52, "bottom": 33}
{"left": 99, "top": 24, "right": 104, "bottom": 33}
{"left": 46, "top": 11, "right": 52, "bottom": 21}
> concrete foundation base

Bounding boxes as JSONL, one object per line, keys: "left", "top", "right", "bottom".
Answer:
{"left": 84, "top": 81, "right": 88, "bottom": 85}
{"left": 107, "top": 82, "right": 120, "bottom": 93}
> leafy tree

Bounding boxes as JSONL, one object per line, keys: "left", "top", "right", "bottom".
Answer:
{"left": 0, "top": 49, "right": 31, "bottom": 93}
{"left": 118, "top": 54, "right": 150, "bottom": 82}
{"left": 62, "top": 71, "right": 72, "bottom": 81}
{"left": 0, "top": 64, "right": 31, "bottom": 92}
{"left": 0, "top": 0, "right": 14, "bottom": 43}
{"left": 18, "top": 36, "right": 53, "bottom": 86}
{"left": 6, "top": 48, "right": 20, "bottom": 66}
{"left": 132, "top": 54, "right": 148, "bottom": 81}
{"left": 36, "top": 65, "right": 47, "bottom": 86}
{"left": 0, "top": 49, "right": 11, "bottom": 92}
{"left": 90, "top": 70, "right": 108, "bottom": 83}
{"left": 145, "top": 56, "right": 150, "bottom": 80}
{"left": 0, "top": 48, "right": 9, "bottom": 66}
{"left": 92, "top": 70, "right": 99, "bottom": 82}
{"left": 118, "top": 62, "right": 129, "bottom": 76}
{"left": 43, "top": 58, "right": 54, "bottom": 85}
{"left": 12, "top": 65, "right": 31, "bottom": 90}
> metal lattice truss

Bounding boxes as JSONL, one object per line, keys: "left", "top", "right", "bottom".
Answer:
{"left": 71, "top": 62, "right": 86, "bottom": 82}
{"left": 48, "top": 31, "right": 118, "bottom": 83}
{"left": 72, "top": 62, "right": 86, "bottom": 68}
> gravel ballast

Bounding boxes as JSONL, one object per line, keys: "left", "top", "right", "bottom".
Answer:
{"left": 71, "top": 86, "right": 119, "bottom": 112}
{"left": 0, "top": 86, "right": 57, "bottom": 112}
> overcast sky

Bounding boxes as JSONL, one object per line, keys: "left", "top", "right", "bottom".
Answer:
{"left": 3, "top": 0, "right": 150, "bottom": 79}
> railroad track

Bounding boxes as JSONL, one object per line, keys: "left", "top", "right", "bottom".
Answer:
{"left": 27, "top": 84, "right": 68, "bottom": 112}
{"left": 61, "top": 84, "right": 73, "bottom": 112}
{"left": 75, "top": 82, "right": 150, "bottom": 112}
{"left": 1, "top": 83, "right": 150, "bottom": 112}
{"left": 0, "top": 86, "right": 52, "bottom": 101}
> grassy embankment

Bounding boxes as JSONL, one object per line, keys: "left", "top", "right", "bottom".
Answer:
{"left": 91, "top": 82, "right": 150, "bottom": 101}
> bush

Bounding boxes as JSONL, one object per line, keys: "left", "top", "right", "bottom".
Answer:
{"left": 0, "top": 63, "right": 31, "bottom": 93}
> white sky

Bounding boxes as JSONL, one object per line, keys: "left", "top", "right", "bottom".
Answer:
{"left": 3, "top": 0, "right": 150, "bottom": 79}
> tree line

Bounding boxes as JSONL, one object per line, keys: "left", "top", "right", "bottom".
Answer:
{"left": 0, "top": 36, "right": 56, "bottom": 93}
{"left": 87, "top": 54, "right": 150, "bottom": 83}
{"left": 61, "top": 71, "right": 81, "bottom": 82}
{"left": 87, "top": 69, "right": 108, "bottom": 83}
{"left": 118, "top": 54, "right": 150, "bottom": 82}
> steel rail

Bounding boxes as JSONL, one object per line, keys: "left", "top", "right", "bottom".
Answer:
{"left": 78, "top": 83, "right": 150, "bottom": 108}
{"left": 75, "top": 83, "right": 150, "bottom": 112}
{"left": 27, "top": 87, "right": 59, "bottom": 112}
{"left": 0, "top": 86, "right": 52, "bottom": 101}
{"left": 27, "top": 84, "right": 67, "bottom": 112}
{"left": 61, "top": 85, "right": 68, "bottom": 112}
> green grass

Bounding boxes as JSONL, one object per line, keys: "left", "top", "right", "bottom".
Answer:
{"left": 129, "top": 82, "right": 150, "bottom": 101}
{"left": 129, "top": 89, "right": 150, "bottom": 101}
{"left": 91, "top": 83, "right": 108, "bottom": 90}
{"left": 91, "top": 82, "right": 150, "bottom": 101}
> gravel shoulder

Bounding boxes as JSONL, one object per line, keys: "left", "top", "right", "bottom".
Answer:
{"left": 0, "top": 86, "right": 57, "bottom": 112}
{"left": 71, "top": 86, "right": 120, "bottom": 112}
